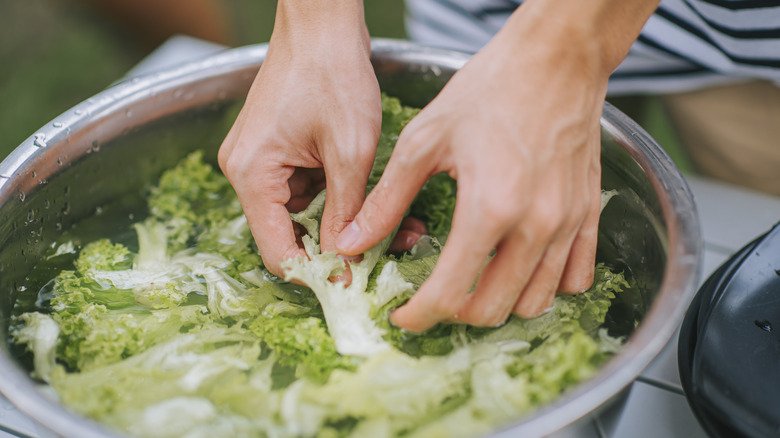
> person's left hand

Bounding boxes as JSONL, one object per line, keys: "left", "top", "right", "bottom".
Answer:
{"left": 218, "top": 14, "right": 382, "bottom": 278}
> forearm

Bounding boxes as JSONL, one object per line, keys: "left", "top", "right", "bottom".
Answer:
{"left": 498, "top": 0, "right": 659, "bottom": 80}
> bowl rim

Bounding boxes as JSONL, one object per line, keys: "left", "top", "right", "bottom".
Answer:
{"left": 0, "top": 38, "right": 701, "bottom": 438}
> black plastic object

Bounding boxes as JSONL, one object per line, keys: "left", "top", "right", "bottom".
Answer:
{"left": 679, "top": 222, "right": 780, "bottom": 438}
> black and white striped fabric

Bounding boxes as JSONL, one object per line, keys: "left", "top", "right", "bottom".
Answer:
{"left": 405, "top": 0, "right": 780, "bottom": 95}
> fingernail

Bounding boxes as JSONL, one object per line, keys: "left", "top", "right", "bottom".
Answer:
{"left": 338, "top": 253, "right": 363, "bottom": 264}
{"left": 336, "top": 222, "right": 361, "bottom": 251}
{"left": 388, "top": 309, "right": 400, "bottom": 328}
{"left": 389, "top": 306, "right": 409, "bottom": 329}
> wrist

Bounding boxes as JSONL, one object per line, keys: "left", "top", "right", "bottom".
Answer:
{"left": 271, "top": 0, "right": 370, "bottom": 58}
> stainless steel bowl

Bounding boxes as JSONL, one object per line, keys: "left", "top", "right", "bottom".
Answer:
{"left": 0, "top": 39, "right": 701, "bottom": 438}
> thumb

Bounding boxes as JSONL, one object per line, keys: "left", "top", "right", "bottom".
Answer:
{"left": 335, "top": 154, "right": 433, "bottom": 256}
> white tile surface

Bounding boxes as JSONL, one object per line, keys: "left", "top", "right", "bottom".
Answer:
{"left": 0, "top": 396, "right": 39, "bottom": 438}
{"left": 598, "top": 381, "right": 708, "bottom": 438}
{"left": 546, "top": 417, "right": 600, "bottom": 438}
{"left": 687, "top": 175, "right": 780, "bottom": 252}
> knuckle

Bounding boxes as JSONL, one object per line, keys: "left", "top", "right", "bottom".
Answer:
{"left": 333, "top": 142, "right": 376, "bottom": 169}
{"left": 577, "top": 219, "right": 599, "bottom": 242}
{"left": 396, "top": 121, "right": 442, "bottom": 162}
{"left": 478, "top": 195, "right": 524, "bottom": 231}
{"left": 529, "top": 201, "right": 567, "bottom": 239}
{"left": 321, "top": 212, "right": 356, "bottom": 242}
{"left": 217, "top": 147, "right": 229, "bottom": 174}
{"left": 325, "top": 211, "right": 355, "bottom": 230}
{"left": 567, "top": 196, "right": 589, "bottom": 221}
{"left": 220, "top": 151, "right": 251, "bottom": 182}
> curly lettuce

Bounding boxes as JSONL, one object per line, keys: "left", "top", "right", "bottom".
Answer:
{"left": 11, "top": 95, "right": 633, "bottom": 438}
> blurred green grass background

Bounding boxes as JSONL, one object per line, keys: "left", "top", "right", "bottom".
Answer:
{"left": 0, "top": 1, "right": 406, "bottom": 157}
{"left": 0, "top": 1, "right": 687, "bottom": 171}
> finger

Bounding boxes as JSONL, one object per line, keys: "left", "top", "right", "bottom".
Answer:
{"left": 559, "top": 143, "right": 601, "bottom": 293}
{"left": 512, "top": 232, "right": 578, "bottom": 318}
{"left": 389, "top": 202, "right": 497, "bottom": 332}
{"left": 244, "top": 199, "right": 306, "bottom": 278}
{"left": 453, "top": 231, "right": 545, "bottom": 326}
{"left": 335, "top": 147, "right": 436, "bottom": 256}
{"left": 387, "top": 229, "right": 424, "bottom": 253}
{"left": 400, "top": 216, "right": 428, "bottom": 235}
{"left": 232, "top": 164, "right": 306, "bottom": 278}
{"left": 558, "top": 185, "right": 601, "bottom": 294}
{"left": 319, "top": 160, "right": 372, "bottom": 254}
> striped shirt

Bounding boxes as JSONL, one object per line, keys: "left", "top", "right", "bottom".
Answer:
{"left": 405, "top": 0, "right": 780, "bottom": 95}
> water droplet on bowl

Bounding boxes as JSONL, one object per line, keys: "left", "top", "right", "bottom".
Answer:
{"left": 53, "top": 122, "right": 63, "bottom": 128}
{"left": 33, "top": 133, "right": 47, "bottom": 148}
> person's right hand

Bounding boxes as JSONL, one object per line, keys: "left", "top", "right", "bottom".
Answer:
{"left": 218, "top": 1, "right": 381, "bottom": 277}
{"left": 335, "top": 0, "right": 659, "bottom": 331}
